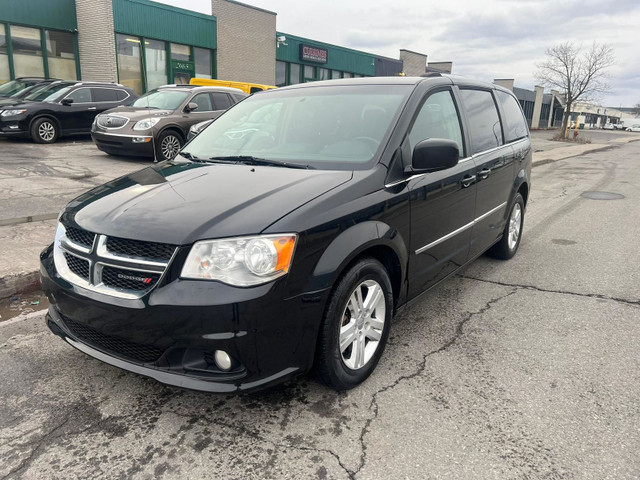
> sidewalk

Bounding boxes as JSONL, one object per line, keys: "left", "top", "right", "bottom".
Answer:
{"left": 1, "top": 134, "right": 639, "bottom": 299}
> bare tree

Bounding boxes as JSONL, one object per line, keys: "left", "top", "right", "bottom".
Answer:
{"left": 633, "top": 103, "right": 640, "bottom": 117}
{"left": 536, "top": 42, "right": 614, "bottom": 137}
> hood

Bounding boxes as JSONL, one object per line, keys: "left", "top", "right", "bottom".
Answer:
{"left": 99, "top": 106, "right": 173, "bottom": 121}
{"left": 65, "top": 160, "right": 353, "bottom": 245}
{"left": 0, "top": 98, "right": 23, "bottom": 107}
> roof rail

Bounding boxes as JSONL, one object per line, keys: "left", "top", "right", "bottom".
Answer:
{"left": 420, "top": 72, "right": 442, "bottom": 77}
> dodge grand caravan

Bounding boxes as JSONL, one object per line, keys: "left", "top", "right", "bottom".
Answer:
{"left": 41, "top": 75, "right": 532, "bottom": 393}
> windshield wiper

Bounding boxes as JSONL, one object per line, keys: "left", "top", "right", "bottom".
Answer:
{"left": 207, "top": 155, "right": 314, "bottom": 169}
{"left": 178, "top": 151, "right": 200, "bottom": 161}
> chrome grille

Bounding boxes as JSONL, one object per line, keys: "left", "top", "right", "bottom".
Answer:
{"left": 65, "top": 227, "right": 95, "bottom": 249}
{"left": 63, "top": 252, "right": 90, "bottom": 280}
{"left": 54, "top": 224, "right": 177, "bottom": 299}
{"left": 96, "top": 115, "right": 129, "bottom": 129}
{"left": 106, "top": 237, "right": 176, "bottom": 263}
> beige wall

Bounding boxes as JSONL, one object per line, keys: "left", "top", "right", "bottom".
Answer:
{"left": 493, "top": 79, "right": 515, "bottom": 92}
{"left": 75, "top": 0, "right": 117, "bottom": 82}
{"left": 399, "top": 49, "right": 427, "bottom": 76}
{"left": 427, "top": 61, "right": 452, "bottom": 74}
{"left": 211, "top": 0, "right": 276, "bottom": 85}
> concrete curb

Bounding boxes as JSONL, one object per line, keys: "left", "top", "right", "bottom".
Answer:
{"left": 0, "top": 272, "right": 41, "bottom": 300}
{"left": 532, "top": 136, "right": 640, "bottom": 167}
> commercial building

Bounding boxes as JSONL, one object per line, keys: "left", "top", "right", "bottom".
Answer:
{"left": 1, "top": 0, "right": 451, "bottom": 94}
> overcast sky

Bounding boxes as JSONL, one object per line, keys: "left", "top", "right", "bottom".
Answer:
{"left": 158, "top": 0, "right": 639, "bottom": 107}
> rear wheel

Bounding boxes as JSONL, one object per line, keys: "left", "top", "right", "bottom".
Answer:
{"left": 488, "top": 192, "right": 524, "bottom": 260}
{"left": 316, "top": 258, "right": 392, "bottom": 391}
{"left": 31, "top": 118, "right": 59, "bottom": 144}
{"left": 156, "top": 131, "right": 183, "bottom": 161}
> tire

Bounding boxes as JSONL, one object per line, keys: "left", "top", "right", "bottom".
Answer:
{"left": 316, "top": 258, "right": 393, "bottom": 391}
{"left": 31, "top": 117, "right": 59, "bottom": 144}
{"left": 155, "top": 130, "right": 183, "bottom": 161}
{"left": 488, "top": 193, "right": 525, "bottom": 260}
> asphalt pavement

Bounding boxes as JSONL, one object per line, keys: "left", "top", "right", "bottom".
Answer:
{"left": 1, "top": 139, "right": 639, "bottom": 479}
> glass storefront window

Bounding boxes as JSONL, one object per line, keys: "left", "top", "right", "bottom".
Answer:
{"left": 11, "top": 25, "right": 44, "bottom": 77}
{"left": 289, "top": 63, "right": 301, "bottom": 85}
{"left": 343, "top": 72, "right": 353, "bottom": 78}
{"left": 171, "top": 43, "right": 190, "bottom": 61}
{"left": 144, "top": 38, "right": 167, "bottom": 90}
{"left": 0, "top": 24, "right": 9, "bottom": 83}
{"left": 45, "top": 30, "right": 77, "bottom": 79}
{"left": 304, "top": 65, "right": 315, "bottom": 82}
{"left": 331, "top": 70, "right": 341, "bottom": 79}
{"left": 116, "top": 34, "right": 143, "bottom": 94}
{"left": 276, "top": 61, "right": 286, "bottom": 87}
{"left": 318, "top": 68, "right": 329, "bottom": 81}
{"left": 194, "top": 47, "right": 211, "bottom": 79}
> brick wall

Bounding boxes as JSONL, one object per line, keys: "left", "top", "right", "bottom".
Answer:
{"left": 75, "top": 0, "right": 117, "bottom": 82}
{"left": 400, "top": 50, "right": 427, "bottom": 76}
{"left": 211, "top": 0, "right": 276, "bottom": 85}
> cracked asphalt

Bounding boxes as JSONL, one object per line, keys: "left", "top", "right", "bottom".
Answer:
{"left": 1, "top": 141, "right": 639, "bottom": 479}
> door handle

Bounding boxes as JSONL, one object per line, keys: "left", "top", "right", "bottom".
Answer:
{"left": 461, "top": 175, "right": 476, "bottom": 188}
{"left": 478, "top": 168, "right": 492, "bottom": 179}
{"left": 88, "top": 107, "right": 97, "bottom": 110}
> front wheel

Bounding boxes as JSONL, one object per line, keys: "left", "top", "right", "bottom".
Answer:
{"left": 488, "top": 193, "right": 524, "bottom": 260}
{"left": 156, "top": 131, "right": 183, "bottom": 161}
{"left": 315, "top": 258, "right": 393, "bottom": 391}
{"left": 31, "top": 118, "right": 59, "bottom": 144}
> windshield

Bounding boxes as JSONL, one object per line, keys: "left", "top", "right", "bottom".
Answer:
{"left": 131, "top": 90, "right": 190, "bottom": 110}
{"left": 0, "top": 80, "right": 28, "bottom": 96}
{"left": 24, "top": 83, "right": 73, "bottom": 102}
{"left": 182, "top": 84, "right": 412, "bottom": 170}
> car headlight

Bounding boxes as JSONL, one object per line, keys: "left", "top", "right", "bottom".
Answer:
{"left": 133, "top": 118, "right": 160, "bottom": 130}
{"left": 1, "top": 109, "right": 27, "bottom": 117}
{"left": 181, "top": 234, "right": 297, "bottom": 286}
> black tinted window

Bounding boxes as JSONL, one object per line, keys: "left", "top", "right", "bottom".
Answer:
{"left": 115, "top": 89, "right": 129, "bottom": 101}
{"left": 211, "top": 92, "right": 232, "bottom": 110}
{"left": 409, "top": 90, "right": 464, "bottom": 158}
{"left": 191, "top": 93, "right": 214, "bottom": 112}
{"left": 92, "top": 88, "right": 119, "bottom": 102}
{"left": 495, "top": 91, "right": 528, "bottom": 142}
{"left": 66, "top": 88, "right": 92, "bottom": 103}
{"left": 459, "top": 89, "right": 503, "bottom": 154}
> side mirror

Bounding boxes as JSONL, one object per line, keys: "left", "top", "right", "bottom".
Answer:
{"left": 185, "top": 102, "right": 199, "bottom": 112}
{"left": 61, "top": 98, "right": 73, "bottom": 106}
{"left": 407, "top": 138, "right": 459, "bottom": 174}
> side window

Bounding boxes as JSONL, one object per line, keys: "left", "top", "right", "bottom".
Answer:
{"left": 459, "top": 89, "right": 503, "bottom": 154}
{"left": 250, "top": 87, "right": 263, "bottom": 94}
{"left": 211, "top": 92, "right": 232, "bottom": 110}
{"left": 91, "top": 88, "right": 119, "bottom": 102}
{"left": 66, "top": 88, "right": 92, "bottom": 103}
{"left": 190, "top": 93, "right": 213, "bottom": 112}
{"left": 495, "top": 90, "right": 528, "bottom": 143}
{"left": 408, "top": 90, "right": 464, "bottom": 158}
{"left": 115, "top": 89, "right": 129, "bottom": 101}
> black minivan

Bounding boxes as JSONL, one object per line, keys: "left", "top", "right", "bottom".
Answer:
{"left": 41, "top": 75, "right": 532, "bottom": 393}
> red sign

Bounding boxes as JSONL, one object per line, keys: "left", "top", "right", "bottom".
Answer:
{"left": 300, "top": 44, "right": 328, "bottom": 64}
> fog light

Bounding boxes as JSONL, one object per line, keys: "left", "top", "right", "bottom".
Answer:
{"left": 8, "top": 125, "right": 19, "bottom": 130}
{"left": 132, "top": 136, "right": 151, "bottom": 143}
{"left": 214, "top": 350, "right": 232, "bottom": 371}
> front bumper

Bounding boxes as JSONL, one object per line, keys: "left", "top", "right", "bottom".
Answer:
{"left": 91, "top": 130, "right": 154, "bottom": 157}
{"left": 41, "top": 244, "right": 327, "bottom": 393}
{"left": 0, "top": 117, "right": 29, "bottom": 137}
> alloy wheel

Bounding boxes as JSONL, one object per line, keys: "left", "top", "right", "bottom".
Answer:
{"left": 339, "top": 279, "right": 386, "bottom": 370}
{"left": 508, "top": 203, "right": 522, "bottom": 250}
{"left": 160, "top": 135, "right": 181, "bottom": 159}
{"left": 38, "top": 121, "right": 56, "bottom": 142}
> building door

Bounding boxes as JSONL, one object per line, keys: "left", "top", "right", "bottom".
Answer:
{"left": 171, "top": 60, "right": 195, "bottom": 84}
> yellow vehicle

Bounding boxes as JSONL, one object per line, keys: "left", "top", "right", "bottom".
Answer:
{"left": 189, "top": 78, "right": 277, "bottom": 94}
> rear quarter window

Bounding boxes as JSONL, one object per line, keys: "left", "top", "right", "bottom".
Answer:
{"left": 495, "top": 90, "right": 529, "bottom": 142}
{"left": 459, "top": 89, "right": 503, "bottom": 154}
{"left": 211, "top": 92, "right": 232, "bottom": 110}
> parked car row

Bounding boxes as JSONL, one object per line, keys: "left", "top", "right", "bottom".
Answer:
{"left": 0, "top": 77, "right": 249, "bottom": 160}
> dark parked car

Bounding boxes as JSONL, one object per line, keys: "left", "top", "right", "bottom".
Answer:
{"left": 0, "top": 81, "right": 137, "bottom": 143}
{"left": 41, "top": 75, "right": 531, "bottom": 393}
{"left": 0, "top": 77, "right": 59, "bottom": 98}
{"left": 91, "top": 85, "right": 247, "bottom": 160}
{"left": 0, "top": 78, "right": 61, "bottom": 107}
